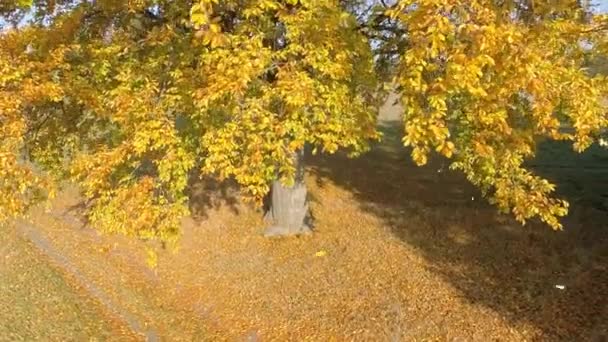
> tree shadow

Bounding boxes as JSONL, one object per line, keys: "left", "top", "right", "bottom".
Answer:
{"left": 60, "top": 201, "right": 90, "bottom": 229}
{"left": 186, "top": 175, "right": 240, "bottom": 222}
{"left": 53, "top": 174, "right": 241, "bottom": 225}
{"left": 309, "top": 120, "right": 608, "bottom": 340}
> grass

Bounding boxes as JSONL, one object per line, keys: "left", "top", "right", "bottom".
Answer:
{"left": 0, "top": 225, "right": 134, "bottom": 341}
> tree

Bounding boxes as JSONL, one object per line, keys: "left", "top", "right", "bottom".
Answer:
{"left": 386, "top": 0, "right": 608, "bottom": 228}
{"left": 1, "top": 0, "right": 379, "bottom": 244}
{"left": 1, "top": 0, "right": 606, "bottom": 248}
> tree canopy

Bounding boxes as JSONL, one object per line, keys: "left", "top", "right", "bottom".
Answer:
{"left": 1, "top": 0, "right": 607, "bottom": 246}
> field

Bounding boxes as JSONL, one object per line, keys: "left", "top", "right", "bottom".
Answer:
{"left": 3, "top": 99, "right": 607, "bottom": 340}
{"left": 0, "top": 225, "right": 136, "bottom": 340}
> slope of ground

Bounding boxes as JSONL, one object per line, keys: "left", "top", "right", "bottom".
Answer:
{"left": 19, "top": 115, "right": 608, "bottom": 340}
{"left": 8, "top": 90, "right": 606, "bottom": 341}
{"left": 0, "top": 225, "right": 136, "bottom": 341}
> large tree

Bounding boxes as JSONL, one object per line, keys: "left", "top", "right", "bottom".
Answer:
{"left": 1, "top": 0, "right": 606, "bottom": 246}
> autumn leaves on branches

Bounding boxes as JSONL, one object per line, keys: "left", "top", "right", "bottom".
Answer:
{"left": 0, "top": 0, "right": 607, "bottom": 246}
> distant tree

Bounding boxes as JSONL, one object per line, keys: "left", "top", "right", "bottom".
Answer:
{"left": 1, "top": 1, "right": 606, "bottom": 247}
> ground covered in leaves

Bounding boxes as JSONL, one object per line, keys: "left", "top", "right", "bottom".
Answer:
{"left": 11, "top": 116, "right": 608, "bottom": 341}
{"left": 0, "top": 225, "right": 134, "bottom": 340}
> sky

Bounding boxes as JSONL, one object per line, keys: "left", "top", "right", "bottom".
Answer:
{"left": 593, "top": 0, "right": 608, "bottom": 13}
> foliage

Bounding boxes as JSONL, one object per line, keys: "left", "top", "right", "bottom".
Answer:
{"left": 387, "top": 0, "right": 608, "bottom": 228}
{"left": 0, "top": 0, "right": 378, "bottom": 245}
{"left": 0, "top": 0, "right": 607, "bottom": 245}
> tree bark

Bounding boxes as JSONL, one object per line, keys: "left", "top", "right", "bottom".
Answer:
{"left": 264, "top": 149, "right": 313, "bottom": 237}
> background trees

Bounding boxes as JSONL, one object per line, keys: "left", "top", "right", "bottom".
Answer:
{"left": 1, "top": 0, "right": 606, "bottom": 245}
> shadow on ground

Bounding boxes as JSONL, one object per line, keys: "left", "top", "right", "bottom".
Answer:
{"left": 187, "top": 175, "right": 240, "bottom": 221}
{"left": 309, "top": 120, "right": 608, "bottom": 340}
{"left": 57, "top": 175, "right": 242, "bottom": 225}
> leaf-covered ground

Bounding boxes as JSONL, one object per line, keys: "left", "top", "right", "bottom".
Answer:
{"left": 14, "top": 114, "right": 608, "bottom": 340}
{"left": 0, "top": 225, "right": 135, "bottom": 341}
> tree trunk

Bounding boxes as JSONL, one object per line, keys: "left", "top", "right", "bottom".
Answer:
{"left": 264, "top": 149, "right": 313, "bottom": 237}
